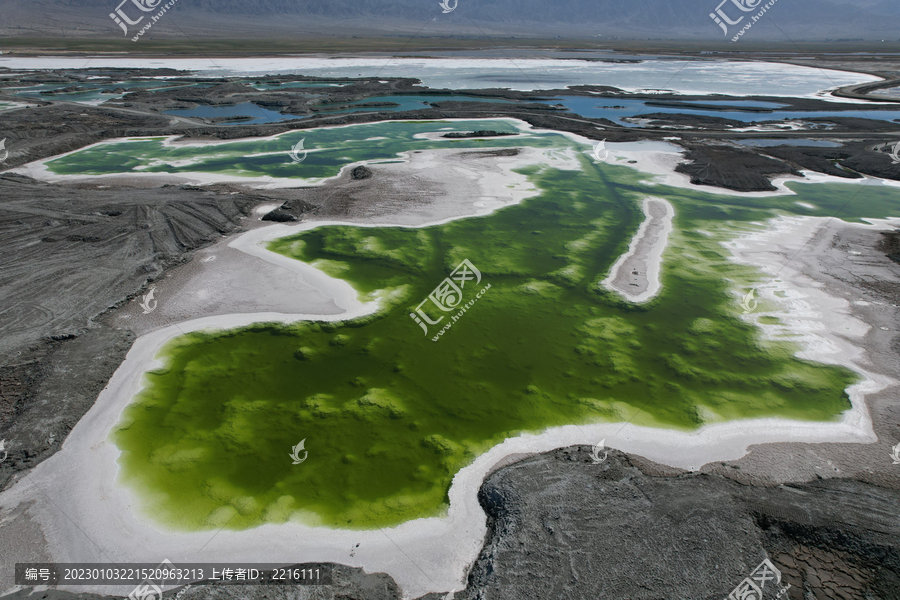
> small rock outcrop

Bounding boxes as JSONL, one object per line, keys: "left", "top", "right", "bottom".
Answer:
{"left": 351, "top": 165, "right": 373, "bottom": 180}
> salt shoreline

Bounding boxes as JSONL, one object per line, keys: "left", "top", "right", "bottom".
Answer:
{"left": 601, "top": 196, "right": 674, "bottom": 303}
{"left": 0, "top": 118, "right": 896, "bottom": 599}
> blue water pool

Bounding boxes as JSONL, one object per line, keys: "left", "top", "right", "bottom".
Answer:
{"left": 164, "top": 102, "right": 304, "bottom": 124}
{"left": 551, "top": 96, "right": 900, "bottom": 127}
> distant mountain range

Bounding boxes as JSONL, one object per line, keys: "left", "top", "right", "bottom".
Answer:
{"left": 2, "top": 0, "right": 899, "bottom": 41}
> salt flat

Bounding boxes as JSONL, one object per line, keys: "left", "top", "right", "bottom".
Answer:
{"left": 0, "top": 56, "right": 878, "bottom": 96}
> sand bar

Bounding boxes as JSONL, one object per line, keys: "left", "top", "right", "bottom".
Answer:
{"left": 601, "top": 196, "right": 674, "bottom": 303}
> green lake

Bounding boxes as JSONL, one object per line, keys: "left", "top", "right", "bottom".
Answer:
{"left": 47, "top": 119, "right": 899, "bottom": 531}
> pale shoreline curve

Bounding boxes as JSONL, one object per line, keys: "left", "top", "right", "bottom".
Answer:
{"left": 601, "top": 196, "right": 674, "bottom": 303}
{"left": 0, "top": 118, "right": 896, "bottom": 600}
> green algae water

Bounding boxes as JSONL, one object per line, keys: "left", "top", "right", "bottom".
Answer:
{"left": 99, "top": 119, "right": 899, "bottom": 531}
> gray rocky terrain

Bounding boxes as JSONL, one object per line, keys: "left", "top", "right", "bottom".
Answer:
{"left": 470, "top": 450, "right": 900, "bottom": 600}
{"left": 0, "top": 174, "right": 266, "bottom": 480}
